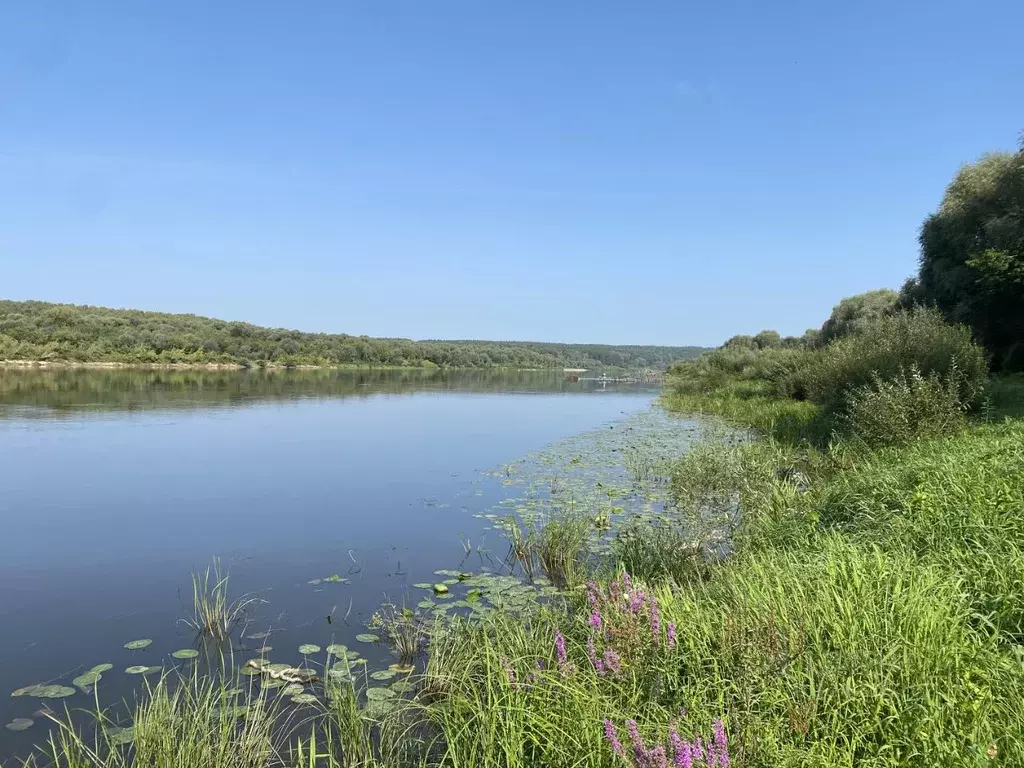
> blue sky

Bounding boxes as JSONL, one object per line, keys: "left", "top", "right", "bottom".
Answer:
{"left": 1, "top": 1, "right": 1022, "bottom": 346}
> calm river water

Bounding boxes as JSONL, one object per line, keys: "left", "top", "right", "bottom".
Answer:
{"left": 0, "top": 368, "right": 664, "bottom": 758}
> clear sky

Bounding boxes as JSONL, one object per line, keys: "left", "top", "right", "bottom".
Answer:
{"left": 1, "top": 1, "right": 1022, "bottom": 346}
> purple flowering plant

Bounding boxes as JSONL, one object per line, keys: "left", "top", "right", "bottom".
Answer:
{"left": 603, "top": 718, "right": 730, "bottom": 768}
{"left": 583, "top": 573, "right": 677, "bottom": 678}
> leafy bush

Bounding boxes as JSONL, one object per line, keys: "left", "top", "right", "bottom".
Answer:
{"left": 818, "top": 289, "right": 900, "bottom": 346}
{"left": 840, "top": 365, "right": 968, "bottom": 446}
{"left": 784, "top": 308, "right": 988, "bottom": 412}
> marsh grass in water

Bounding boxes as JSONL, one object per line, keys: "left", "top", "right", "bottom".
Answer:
{"left": 180, "top": 559, "right": 263, "bottom": 645}
{"left": 503, "top": 512, "right": 589, "bottom": 589}
{"left": 28, "top": 670, "right": 282, "bottom": 768}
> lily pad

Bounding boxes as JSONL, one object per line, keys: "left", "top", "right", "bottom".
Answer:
{"left": 323, "top": 574, "right": 348, "bottom": 583}
{"left": 291, "top": 693, "right": 318, "bottom": 705}
{"left": 281, "top": 684, "right": 304, "bottom": 696}
{"left": 390, "top": 680, "right": 416, "bottom": 694}
{"left": 123, "top": 639, "right": 152, "bottom": 651}
{"left": 326, "top": 644, "right": 348, "bottom": 656}
{"left": 389, "top": 663, "right": 414, "bottom": 674}
{"left": 5, "top": 718, "right": 34, "bottom": 732}
{"left": 412, "top": 582, "right": 433, "bottom": 590}
{"left": 355, "top": 633, "right": 380, "bottom": 643}
{"left": 369, "top": 669, "right": 396, "bottom": 681}
{"left": 11, "top": 684, "right": 76, "bottom": 699}
{"left": 171, "top": 649, "right": 200, "bottom": 660}
{"left": 457, "top": 572, "right": 473, "bottom": 580}
{"left": 442, "top": 578, "right": 459, "bottom": 586}
{"left": 417, "top": 600, "right": 435, "bottom": 610}
{"left": 125, "top": 666, "right": 161, "bottom": 676}
{"left": 365, "top": 687, "right": 396, "bottom": 701}
{"left": 432, "top": 584, "right": 449, "bottom": 594}
{"left": 240, "top": 665, "right": 262, "bottom": 676}
{"left": 298, "top": 644, "right": 321, "bottom": 655}
{"left": 72, "top": 670, "right": 103, "bottom": 692}
{"left": 260, "top": 678, "right": 285, "bottom": 689}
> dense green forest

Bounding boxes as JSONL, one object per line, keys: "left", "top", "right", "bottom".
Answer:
{"left": 0, "top": 300, "right": 703, "bottom": 370}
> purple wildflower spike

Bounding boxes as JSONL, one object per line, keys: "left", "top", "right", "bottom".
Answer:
{"left": 589, "top": 609, "right": 603, "bottom": 629}
{"left": 604, "top": 719, "right": 624, "bottom": 757}
{"left": 712, "top": 720, "right": 729, "bottom": 767}
{"left": 667, "top": 621, "right": 677, "bottom": 649}
{"left": 587, "top": 635, "right": 605, "bottom": 673}
{"left": 555, "top": 631, "right": 567, "bottom": 667}
{"left": 603, "top": 648, "right": 621, "bottom": 674}
{"left": 626, "top": 720, "right": 646, "bottom": 765}
{"left": 650, "top": 602, "right": 661, "bottom": 643}
{"left": 693, "top": 736, "right": 705, "bottom": 764}
{"left": 650, "top": 745, "right": 668, "bottom": 768}
{"left": 630, "top": 591, "right": 644, "bottom": 614}
{"left": 669, "top": 729, "right": 691, "bottom": 768}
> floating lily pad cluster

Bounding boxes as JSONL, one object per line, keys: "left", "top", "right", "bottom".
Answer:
{"left": 478, "top": 407, "right": 705, "bottom": 558}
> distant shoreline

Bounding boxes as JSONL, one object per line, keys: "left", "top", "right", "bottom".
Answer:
{"left": 0, "top": 360, "right": 566, "bottom": 372}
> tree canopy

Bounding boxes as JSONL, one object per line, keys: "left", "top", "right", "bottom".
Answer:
{"left": 819, "top": 289, "right": 901, "bottom": 346}
{"left": 903, "top": 141, "right": 1024, "bottom": 368}
{"left": 0, "top": 300, "right": 705, "bottom": 370}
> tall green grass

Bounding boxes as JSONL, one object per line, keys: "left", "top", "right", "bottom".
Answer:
{"left": 31, "top": 671, "right": 281, "bottom": 768}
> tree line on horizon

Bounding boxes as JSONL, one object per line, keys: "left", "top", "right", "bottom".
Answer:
{"left": 0, "top": 300, "right": 704, "bottom": 370}
{"left": 714, "top": 132, "right": 1024, "bottom": 370}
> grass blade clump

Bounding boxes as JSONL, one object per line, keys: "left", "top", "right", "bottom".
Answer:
{"left": 180, "top": 559, "right": 262, "bottom": 645}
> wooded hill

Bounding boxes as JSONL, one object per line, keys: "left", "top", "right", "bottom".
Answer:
{"left": 0, "top": 300, "right": 705, "bottom": 370}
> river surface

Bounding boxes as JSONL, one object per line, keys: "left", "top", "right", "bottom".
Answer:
{"left": 0, "top": 368, "right": 678, "bottom": 759}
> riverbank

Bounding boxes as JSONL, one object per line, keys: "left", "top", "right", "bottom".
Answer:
{"left": 22, "top": 366, "right": 1024, "bottom": 766}
{"left": 0, "top": 359, "right": 539, "bottom": 371}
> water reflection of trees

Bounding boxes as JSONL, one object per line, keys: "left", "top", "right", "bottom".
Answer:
{"left": 0, "top": 369, "right": 653, "bottom": 416}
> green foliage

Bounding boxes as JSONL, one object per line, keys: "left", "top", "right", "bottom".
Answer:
{"left": 180, "top": 560, "right": 262, "bottom": 644}
{"left": 785, "top": 308, "right": 988, "bottom": 412}
{"left": 32, "top": 671, "right": 279, "bottom": 768}
{"left": 752, "top": 329, "right": 782, "bottom": 349}
{"left": 504, "top": 512, "right": 590, "bottom": 589}
{"left": 818, "top": 288, "right": 900, "bottom": 346}
{"left": 0, "top": 300, "right": 704, "bottom": 370}
{"left": 840, "top": 365, "right": 969, "bottom": 446}
{"left": 815, "top": 419, "right": 1024, "bottom": 640}
{"left": 908, "top": 144, "right": 1024, "bottom": 366}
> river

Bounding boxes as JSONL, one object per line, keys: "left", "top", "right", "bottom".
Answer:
{"left": 0, "top": 368, "right": 688, "bottom": 758}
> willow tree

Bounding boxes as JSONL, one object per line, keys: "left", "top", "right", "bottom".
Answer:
{"left": 904, "top": 138, "right": 1024, "bottom": 368}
